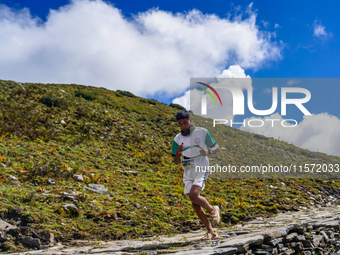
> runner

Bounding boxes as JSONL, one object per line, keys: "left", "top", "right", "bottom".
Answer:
{"left": 171, "top": 110, "right": 221, "bottom": 240}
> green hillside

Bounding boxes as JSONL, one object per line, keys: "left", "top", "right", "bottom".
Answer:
{"left": 0, "top": 80, "right": 339, "bottom": 252}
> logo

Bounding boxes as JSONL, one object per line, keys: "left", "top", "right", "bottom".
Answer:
{"left": 198, "top": 82, "right": 311, "bottom": 116}
{"left": 196, "top": 82, "right": 223, "bottom": 115}
{"left": 194, "top": 137, "right": 200, "bottom": 144}
{"left": 195, "top": 80, "right": 312, "bottom": 128}
{"left": 197, "top": 82, "right": 223, "bottom": 106}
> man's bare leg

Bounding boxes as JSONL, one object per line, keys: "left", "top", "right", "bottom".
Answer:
{"left": 192, "top": 202, "right": 213, "bottom": 232}
{"left": 188, "top": 185, "right": 214, "bottom": 213}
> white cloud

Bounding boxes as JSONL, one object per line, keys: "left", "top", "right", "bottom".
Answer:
{"left": 274, "top": 23, "right": 281, "bottom": 29}
{"left": 219, "top": 65, "right": 250, "bottom": 78}
{"left": 314, "top": 25, "right": 326, "bottom": 37}
{"left": 171, "top": 65, "right": 250, "bottom": 112}
{"left": 261, "top": 20, "right": 269, "bottom": 28}
{"left": 240, "top": 113, "right": 340, "bottom": 157}
{"left": 313, "top": 20, "right": 331, "bottom": 38}
{"left": 0, "top": 0, "right": 281, "bottom": 97}
{"left": 172, "top": 90, "right": 191, "bottom": 110}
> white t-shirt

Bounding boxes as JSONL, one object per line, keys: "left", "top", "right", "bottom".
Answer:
{"left": 171, "top": 126, "right": 216, "bottom": 167}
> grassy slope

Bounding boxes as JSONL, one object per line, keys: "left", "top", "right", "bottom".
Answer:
{"left": 0, "top": 80, "right": 339, "bottom": 251}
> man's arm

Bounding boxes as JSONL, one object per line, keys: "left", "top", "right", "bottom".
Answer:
{"left": 209, "top": 143, "right": 220, "bottom": 154}
{"left": 174, "top": 154, "right": 181, "bottom": 165}
{"left": 200, "top": 129, "right": 220, "bottom": 156}
{"left": 173, "top": 142, "right": 184, "bottom": 165}
{"left": 199, "top": 143, "right": 220, "bottom": 156}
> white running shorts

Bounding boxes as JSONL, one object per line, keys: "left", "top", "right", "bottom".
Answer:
{"left": 182, "top": 157, "right": 210, "bottom": 195}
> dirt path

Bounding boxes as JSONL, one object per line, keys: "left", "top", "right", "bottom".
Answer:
{"left": 7, "top": 205, "right": 340, "bottom": 255}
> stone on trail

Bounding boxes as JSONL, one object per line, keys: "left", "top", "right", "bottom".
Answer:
{"left": 171, "top": 247, "right": 238, "bottom": 255}
{"left": 302, "top": 239, "right": 314, "bottom": 248}
{"left": 314, "top": 220, "right": 340, "bottom": 228}
{"left": 282, "top": 248, "right": 295, "bottom": 255}
{"left": 44, "top": 232, "right": 54, "bottom": 244}
{"left": 285, "top": 232, "right": 298, "bottom": 242}
{"left": 21, "top": 236, "right": 41, "bottom": 248}
{"left": 268, "top": 238, "right": 282, "bottom": 246}
{"left": 276, "top": 225, "right": 294, "bottom": 236}
{"left": 218, "top": 235, "right": 264, "bottom": 252}
{"left": 122, "top": 244, "right": 170, "bottom": 252}
{"left": 254, "top": 251, "right": 271, "bottom": 255}
{"left": 260, "top": 229, "right": 282, "bottom": 242}
{"left": 296, "top": 235, "right": 306, "bottom": 241}
{"left": 213, "top": 247, "right": 238, "bottom": 255}
{"left": 233, "top": 230, "right": 250, "bottom": 235}
{"left": 291, "top": 242, "right": 304, "bottom": 252}
{"left": 320, "top": 231, "right": 330, "bottom": 242}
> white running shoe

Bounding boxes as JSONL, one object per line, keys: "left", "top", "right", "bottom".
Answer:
{"left": 209, "top": 206, "right": 220, "bottom": 227}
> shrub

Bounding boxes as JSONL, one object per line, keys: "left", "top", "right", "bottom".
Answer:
{"left": 39, "top": 95, "right": 61, "bottom": 107}
{"left": 116, "top": 90, "right": 136, "bottom": 98}
{"left": 140, "top": 98, "right": 157, "bottom": 105}
{"left": 75, "top": 90, "right": 97, "bottom": 101}
{"left": 169, "top": 103, "right": 186, "bottom": 110}
{"left": 254, "top": 134, "right": 268, "bottom": 140}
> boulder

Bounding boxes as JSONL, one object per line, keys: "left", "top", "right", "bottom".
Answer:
{"left": 0, "top": 220, "right": 17, "bottom": 231}
{"left": 171, "top": 247, "right": 238, "bottom": 255}
{"left": 88, "top": 184, "right": 108, "bottom": 194}
{"left": 218, "top": 235, "right": 264, "bottom": 252}
{"left": 259, "top": 230, "right": 283, "bottom": 242}
{"left": 21, "top": 236, "right": 41, "bottom": 248}
{"left": 62, "top": 203, "right": 79, "bottom": 217}
{"left": 285, "top": 232, "right": 298, "bottom": 242}
{"left": 269, "top": 238, "right": 283, "bottom": 246}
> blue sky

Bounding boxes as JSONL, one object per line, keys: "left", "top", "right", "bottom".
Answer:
{"left": 113, "top": 0, "right": 340, "bottom": 79}
{"left": 0, "top": 0, "right": 339, "bottom": 156}
{"left": 2, "top": 0, "right": 339, "bottom": 80}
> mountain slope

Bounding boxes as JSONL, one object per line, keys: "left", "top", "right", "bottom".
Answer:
{"left": 0, "top": 80, "right": 339, "bottom": 252}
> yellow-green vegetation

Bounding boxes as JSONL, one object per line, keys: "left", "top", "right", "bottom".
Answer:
{"left": 0, "top": 80, "right": 339, "bottom": 252}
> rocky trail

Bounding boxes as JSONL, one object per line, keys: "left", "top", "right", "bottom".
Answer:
{"left": 4, "top": 205, "right": 340, "bottom": 255}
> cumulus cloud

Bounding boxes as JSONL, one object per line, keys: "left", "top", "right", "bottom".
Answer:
{"left": 0, "top": 0, "right": 281, "bottom": 97}
{"left": 219, "top": 65, "right": 250, "bottom": 78}
{"left": 172, "top": 90, "right": 191, "bottom": 110}
{"left": 240, "top": 113, "right": 340, "bottom": 157}
{"left": 313, "top": 20, "right": 331, "bottom": 38}
{"left": 171, "top": 65, "right": 250, "bottom": 112}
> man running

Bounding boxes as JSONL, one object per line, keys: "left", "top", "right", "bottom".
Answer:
{"left": 171, "top": 110, "right": 221, "bottom": 240}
